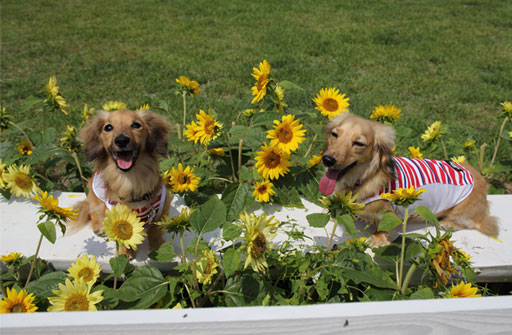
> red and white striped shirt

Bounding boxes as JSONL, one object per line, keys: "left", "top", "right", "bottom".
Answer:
{"left": 362, "top": 157, "right": 474, "bottom": 218}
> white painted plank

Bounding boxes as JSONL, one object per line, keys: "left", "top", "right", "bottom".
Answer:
{"left": 1, "top": 295, "right": 511, "bottom": 334}
{"left": 0, "top": 193, "right": 511, "bottom": 281}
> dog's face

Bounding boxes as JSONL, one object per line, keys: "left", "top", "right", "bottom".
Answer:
{"left": 319, "top": 113, "right": 395, "bottom": 195}
{"left": 80, "top": 109, "right": 171, "bottom": 172}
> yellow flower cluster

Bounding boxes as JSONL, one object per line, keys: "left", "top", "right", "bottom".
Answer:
{"left": 185, "top": 109, "right": 223, "bottom": 145}
{"left": 176, "top": 75, "right": 201, "bottom": 96}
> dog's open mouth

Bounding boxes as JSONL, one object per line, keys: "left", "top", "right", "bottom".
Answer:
{"left": 319, "top": 161, "right": 357, "bottom": 195}
{"left": 111, "top": 150, "right": 138, "bottom": 172}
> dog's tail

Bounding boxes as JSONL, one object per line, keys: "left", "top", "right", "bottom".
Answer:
{"left": 65, "top": 200, "right": 91, "bottom": 236}
{"left": 475, "top": 215, "right": 500, "bottom": 238}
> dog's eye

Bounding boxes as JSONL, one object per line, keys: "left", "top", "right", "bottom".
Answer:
{"left": 104, "top": 124, "right": 113, "bottom": 132}
{"left": 131, "top": 122, "right": 142, "bottom": 129}
{"left": 331, "top": 132, "right": 338, "bottom": 138}
{"left": 353, "top": 141, "right": 365, "bottom": 147}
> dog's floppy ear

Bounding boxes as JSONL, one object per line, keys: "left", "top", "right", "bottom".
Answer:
{"left": 374, "top": 123, "right": 396, "bottom": 175}
{"left": 79, "top": 110, "right": 108, "bottom": 162}
{"left": 139, "top": 110, "right": 171, "bottom": 155}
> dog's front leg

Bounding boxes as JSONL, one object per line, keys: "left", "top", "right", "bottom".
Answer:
{"left": 358, "top": 200, "right": 395, "bottom": 247}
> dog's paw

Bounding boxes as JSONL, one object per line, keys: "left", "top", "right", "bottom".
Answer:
{"left": 93, "top": 228, "right": 106, "bottom": 238}
{"left": 368, "top": 232, "right": 391, "bottom": 248}
{"left": 118, "top": 246, "right": 136, "bottom": 260}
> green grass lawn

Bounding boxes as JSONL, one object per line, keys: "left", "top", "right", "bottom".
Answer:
{"left": 1, "top": 0, "right": 511, "bottom": 163}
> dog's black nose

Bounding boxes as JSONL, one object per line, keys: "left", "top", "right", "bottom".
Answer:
{"left": 322, "top": 154, "right": 337, "bottom": 167}
{"left": 115, "top": 135, "right": 131, "bottom": 148}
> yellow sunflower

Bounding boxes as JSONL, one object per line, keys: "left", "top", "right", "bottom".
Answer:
{"left": 184, "top": 121, "right": 201, "bottom": 143}
{"left": 102, "top": 204, "right": 146, "bottom": 250}
{"left": 0, "top": 287, "right": 37, "bottom": 313}
{"left": 3, "top": 164, "right": 40, "bottom": 199}
{"left": 166, "top": 163, "right": 201, "bottom": 193}
{"left": 239, "top": 212, "right": 279, "bottom": 273}
{"left": 464, "top": 139, "right": 475, "bottom": 149}
{"left": 312, "top": 88, "right": 350, "bottom": 119}
{"left": 421, "top": 121, "right": 443, "bottom": 142}
{"left": 196, "top": 249, "right": 219, "bottom": 285}
{"left": 251, "top": 59, "right": 271, "bottom": 104}
{"left": 274, "top": 84, "right": 288, "bottom": 112}
{"left": 47, "top": 278, "right": 103, "bottom": 312}
{"left": 0, "top": 252, "right": 22, "bottom": 263}
{"left": 381, "top": 186, "right": 426, "bottom": 207}
{"left": 208, "top": 147, "right": 225, "bottom": 157}
{"left": 34, "top": 191, "right": 79, "bottom": 221}
{"left": 137, "top": 104, "right": 150, "bottom": 111}
{"left": 308, "top": 154, "right": 323, "bottom": 167}
{"left": 102, "top": 100, "right": 127, "bottom": 111}
{"left": 451, "top": 155, "right": 466, "bottom": 164}
{"left": 0, "top": 159, "right": 6, "bottom": 189}
{"left": 176, "top": 75, "right": 201, "bottom": 96}
{"left": 59, "top": 125, "right": 80, "bottom": 153}
{"left": 254, "top": 143, "right": 291, "bottom": 180}
{"left": 81, "top": 104, "right": 95, "bottom": 124}
{"left": 17, "top": 139, "right": 33, "bottom": 156}
{"left": 67, "top": 253, "right": 101, "bottom": 284}
{"left": 320, "top": 191, "right": 365, "bottom": 219}
{"left": 370, "top": 105, "right": 402, "bottom": 123}
{"left": 253, "top": 180, "right": 275, "bottom": 203}
{"left": 194, "top": 110, "right": 222, "bottom": 145}
{"left": 408, "top": 146, "right": 423, "bottom": 159}
{"left": 450, "top": 281, "right": 481, "bottom": 298}
{"left": 156, "top": 209, "right": 194, "bottom": 233}
{"left": 501, "top": 101, "right": 512, "bottom": 119}
{"left": 45, "top": 76, "right": 68, "bottom": 115}
{"left": 267, "top": 114, "right": 307, "bottom": 153}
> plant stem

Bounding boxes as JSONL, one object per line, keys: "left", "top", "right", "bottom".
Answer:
{"left": 304, "top": 134, "right": 318, "bottom": 158}
{"left": 182, "top": 91, "right": 187, "bottom": 135}
{"left": 398, "top": 206, "right": 409, "bottom": 289}
{"left": 478, "top": 143, "right": 487, "bottom": 172}
{"left": 9, "top": 121, "right": 35, "bottom": 149}
{"left": 326, "top": 219, "right": 338, "bottom": 250}
{"left": 184, "top": 283, "right": 196, "bottom": 308}
{"left": 179, "top": 231, "right": 186, "bottom": 264}
{"left": 113, "top": 243, "right": 119, "bottom": 290}
{"left": 25, "top": 233, "right": 44, "bottom": 287}
{"left": 401, "top": 259, "right": 419, "bottom": 295}
{"left": 70, "top": 151, "right": 88, "bottom": 188}
{"left": 440, "top": 139, "right": 448, "bottom": 160}
{"left": 238, "top": 138, "right": 243, "bottom": 176}
{"left": 224, "top": 133, "right": 237, "bottom": 182}
{"left": 490, "top": 117, "right": 508, "bottom": 166}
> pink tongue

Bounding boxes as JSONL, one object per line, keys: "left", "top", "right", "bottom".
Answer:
{"left": 117, "top": 158, "right": 133, "bottom": 170}
{"left": 319, "top": 170, "right": 340, "bottom": 195}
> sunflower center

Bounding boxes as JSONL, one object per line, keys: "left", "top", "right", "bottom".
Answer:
{"left": 177, "top": 174, "right": 190, "bottom": 185}
{"left": 251, "top": 232, "right": 267, "bottom": 259}
{"left": 204, "top": 119, "right": 215, "bottom": 135}
{"left": 10, "top": 303, "right": 26, "bottom": 313}
{"left": 276, "top": 126, "right": 293, "bottom": 144}
{"left": 14, "top": 173, "right": 33, "bottom": 190}
{"left": 257, "top": 185, "right": 268, "bottom": 194}
{"left": 113, "top": 220, "right": 133, "bottom": 240}
{"left": 78, "top": 267, "right": 94, "bottom": 282}
{"left": 322, "top": 98, "right": 339, "bottom": 112}
{"left": 256, "top": 75, "right": 268, "bottom": 90}
{"left": 65, "top": 294, "right": 89, "bottom": 311}
{"left": 263, "top": 151, "right": 281, "bottom": 169}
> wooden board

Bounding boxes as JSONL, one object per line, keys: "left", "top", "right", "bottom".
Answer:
{"left": 0, "top": 193, "right": 511, "bottom": 281}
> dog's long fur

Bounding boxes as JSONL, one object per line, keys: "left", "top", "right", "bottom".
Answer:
{"left": 322, "top": 113, "right": 499, "bottom": 246}
{"left": 70, "top": 109, "right": 172, "bottom": 256}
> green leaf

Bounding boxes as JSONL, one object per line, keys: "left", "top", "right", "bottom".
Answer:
{"left": 278, "top": 80, "right": 304, "bottom": 91}
{"left": 344, "top": 268, "right": 398, "bottom": 290}
{"left": 148, "top": 242, "right": 176, "bottom": 262}
{"left": 306, "top": 213, "right": 330, "bottom": 228}
{"left": 337, "top": 214, "right": 357, "bottom": 238}
{"left": 222, "top": 222, "right": 243, "bottom": 241}
{"left": 118, "top": 265, "right": 168, "bottom": 309}
{"left": 21, "top": 96, "right": 42, "bottom": 113}
{"left": 190, "top": 196, "right": 226, "bottom": 235}
{"left": 413, "top": 206, "right": 439, "bottom": 227}
{"left": 275, "top": 185, "right": 304, "bottom": 208}
{"left": 37, "top": 221, "right": 57, "bottom": 244}
{"left": 110, "top": 254, "right": 129, "bottom": 277}
{"left": 229, "top": 125, "right": 266, "bottom": 147}
{"left": 222, "top": 248, "right": 242, "bottom": 277}
{"left": 222, "top": 183, "right": 254, "bottom": 221}
{"left": 410, "top": 287, "right": 435, "bottom": 300}
{"left": 378, "top": 212, "right": 403, "bottom": 232}
{"left": 25, "top": 271, "right": 67, "bottom": 299}
{"left": 238, "top": 166, "right": 254, "bottom": 182}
